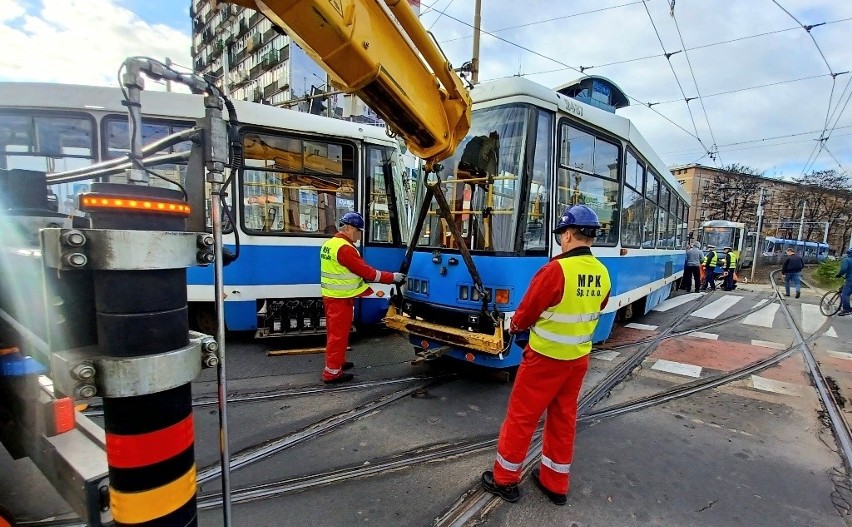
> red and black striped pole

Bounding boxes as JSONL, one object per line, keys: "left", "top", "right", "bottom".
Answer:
{"left": 82, "top": 182, "right": 197, "bottom": 526}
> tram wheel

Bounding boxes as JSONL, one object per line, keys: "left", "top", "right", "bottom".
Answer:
{"left": 189, "top": 303, "right": 219, "bottom": 336}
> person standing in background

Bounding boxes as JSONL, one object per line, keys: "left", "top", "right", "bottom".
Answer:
{"left": 682, "top": 242, "right": 703, "bottom": 293}
{"left": 781, "top": 247, "right": 804, "bottom": 298}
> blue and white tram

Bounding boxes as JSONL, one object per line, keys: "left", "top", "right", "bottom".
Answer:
{"left": 0, "top": 82, "right": 409, "bottom": 336}
{"left": 387, "top": 76, "right": 689, "bottom": 368}
{"left": 762, "top": 236, "right": 828, "bottom": 261}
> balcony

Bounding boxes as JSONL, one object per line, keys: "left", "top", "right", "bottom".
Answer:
{"left": 263, "top": 83, "right": 277, "bottom": 99}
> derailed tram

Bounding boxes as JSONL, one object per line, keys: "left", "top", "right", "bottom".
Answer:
{"left": 386, "top": 76, "right": 690, "bottom": 368}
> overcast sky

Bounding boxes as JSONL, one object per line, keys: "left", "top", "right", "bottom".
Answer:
{"left": 1, "top": 0, "right": 850, "bottom": 181}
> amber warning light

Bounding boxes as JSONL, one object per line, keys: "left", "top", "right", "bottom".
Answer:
{"left": 80, "top": 195, "right": 191, "bottom": 216}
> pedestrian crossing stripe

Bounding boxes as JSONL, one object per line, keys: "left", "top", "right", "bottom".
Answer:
{"left": 651, "top": 359, "right": 702, "bottom": 378}
{"left": 827, "top": 350, "right": 852, "bottom": 360}
{"left": 687, "top": 331, "right": 718, "bottom": 340}
{"left": 742, "top": 303, "right": 779, "bottom": 328}
{"left": 691, "top": 296, "right": 743, "bottom": 319}
{"left": 799, "top": 304, "right": 827, "bottom": 334}
{"left": 750, "top": 376, "right": 803, "bottom": 397}
{"left": 751, "top": 340, "right": 787, "bottom": 350}
{"left": 592, "top": 351, "right": 620, "bottom": 361}
{"left": 625, "top": 323, "right": 658, "bottom": 331}
{"left": 825, "top": 327, "right": 838, "bottom": 338}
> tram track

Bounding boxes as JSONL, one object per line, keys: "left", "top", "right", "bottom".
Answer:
{"left": 196, "top": 377, "right": 451, "bottom": 485}
{"left": 431, "top": 273, "right": 836, "bottom": 527}
{"left": 771, "top": 269, "right": 852, "bottom": 474}
{"left": 80, "top": 373, "right": 451, "bottom": 418}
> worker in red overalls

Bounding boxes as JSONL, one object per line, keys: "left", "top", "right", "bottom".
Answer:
{"left": 320, "top": 212, "right": 405, "bottom": 384}
{"left": 481, "top": 205, "right": 611, "bottom": 505}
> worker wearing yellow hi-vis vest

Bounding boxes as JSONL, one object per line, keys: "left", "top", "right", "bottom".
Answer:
{"left": 481, "top": 205, "right": 611, "bottom": 506}
{"left": 701, "top": 245, "right": 718, "bottom": 291}
{"left": 320, "top": 212, "right": 405, "bottom": 384}
{"left": 722, "top": 246, "right": 737, "bottom": 291}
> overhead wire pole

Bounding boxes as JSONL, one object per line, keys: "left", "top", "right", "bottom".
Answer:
{"left": 750, "top": 188, "right": 766, "bottom": 284}
{"left": 471, "top": 0, "right": 482, "bottom": 84}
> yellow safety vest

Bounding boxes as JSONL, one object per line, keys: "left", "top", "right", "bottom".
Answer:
{"left": 703, "top": 252, "right": 717, "bottom": 267}
{"left": 528, "top": 255, "right": 611, "bottom": 360}
{"left": 727, "top": 251, "right": 737, "bottom": 269}
{"left": 320, "top": 237, "right": 369, "bottom": 298}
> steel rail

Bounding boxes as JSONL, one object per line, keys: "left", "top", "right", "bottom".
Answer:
{"left": 81, "top": 373, "right": 452, "bottom": 417}
{"left": 431, "top": 290, "right": 718, "bottom": 526}
{"left": 196, "top": 378, "right": 449, "bottom": 485}
{"left": 196, "top": 434, "right": 498, "bottom": 509}
{"left": 771, "top": 269, "right": 852, "bottom": 473}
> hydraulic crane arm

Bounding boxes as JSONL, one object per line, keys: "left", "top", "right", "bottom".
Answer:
{"left": 224, "top": 0, "right": 471, "bottom": 170}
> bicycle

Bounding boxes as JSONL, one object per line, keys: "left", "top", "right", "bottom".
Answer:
{"left": 819, "top": 286, "right": 842, "bottom": 316}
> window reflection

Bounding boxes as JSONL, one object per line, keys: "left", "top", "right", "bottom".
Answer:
{"left": 557, "top": 123, "right": 620, "bottom": 246}
{"left": 241, "top": 132, "right": 354, "bottom": 235}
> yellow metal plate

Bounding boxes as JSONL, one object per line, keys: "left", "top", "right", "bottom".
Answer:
{"left": 384, "top": 305, "right": 504, "bottom": 355}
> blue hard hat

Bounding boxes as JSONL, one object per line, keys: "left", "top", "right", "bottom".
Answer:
{"left": 553, "top": 205, "right": 601, "bottom": 234}
{"left": 339, "top": 211, "right": 365, "bottom": 230}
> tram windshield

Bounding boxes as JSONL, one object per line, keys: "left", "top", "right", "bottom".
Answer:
{"left": 415, "top": 104, "right": 549, "bottom": 253}
{"left": 702, "top": 226, "right": 738, "bottom": 250}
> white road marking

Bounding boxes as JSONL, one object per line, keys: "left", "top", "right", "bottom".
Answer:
{"left": 592, "top": 351, "right": 620, "bottom": 361}
{"left": 691, "top": 296, "right": 743, "bottom": 319}
{"left": 652, "top": 293, "right": 703, "bottom": 312}
{"left": 825, "top": 326, "right": 838, "bottom": 338}
{"left": 687, "top": 331, "right": 719, "bottom": 340}
{"left": 827, "top": 350, "right": 852, "bottom": 360}
{"left": 800, "top": 304, "right": 827, "bottom": 334}
{"left": 742, "top": 303, "right": 779, "bottom": 328}
{"left": 751, "top": 340, "right": 788, "bottom": 350}
{"left": 753, "top": 299, "right": 770, "bottom": 309}
{"left": 625, "top": 323, "right": 658, "bottom": 331}
{"left": 651, "top": 359, "right": 702, "bottom": 378}
{"left": 750, "top": 375, "right": 802, "bottom": 397}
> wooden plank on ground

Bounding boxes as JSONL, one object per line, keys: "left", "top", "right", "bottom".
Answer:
{"left": 267, "top": 346, "right": 350, "bottom": 357}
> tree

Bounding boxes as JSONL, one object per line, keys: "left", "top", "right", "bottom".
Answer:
{"left": 777, "top": 170, "right": 852, "bottom": 250}
{"left": 699, "top": 164, "right": 764, "bottom": 224}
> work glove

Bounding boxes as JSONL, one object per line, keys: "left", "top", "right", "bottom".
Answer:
{"left": 392, "top": 272, "right": 406, "bottom": 284}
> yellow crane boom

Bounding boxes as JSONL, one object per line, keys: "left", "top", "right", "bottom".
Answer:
{"left": 223, "top": 0, "right": 472, "bottom": 170}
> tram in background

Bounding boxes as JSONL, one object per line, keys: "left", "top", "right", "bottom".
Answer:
{"left": 0, "top": 82, "right": 409, "bottom": 336}
{"left": 762, "top": 236, "right": 829, "bottom": 261}
{"left": 386, "top": 76, "right": 690, "bottom": 368}
{"left": 698, "top": 219, "right": 755, "bottom": 268}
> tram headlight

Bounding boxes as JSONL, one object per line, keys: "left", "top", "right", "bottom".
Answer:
{"left": 459, "top": 286, "right": 469, "bottom": 300}
{"left": 471, "top": 288, "right": 481, "bottom": 301}
{"left": 495, "top": 289, "right": 510, "bottom": 304}
{"left": 420, "top": 281, "right": 428, "bottom": 295}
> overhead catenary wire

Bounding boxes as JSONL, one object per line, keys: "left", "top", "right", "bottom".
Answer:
{"left": 420, "top": 0, "right": 709, "bottom": 147}
{"left": 640, "top": 1, "right": 713, "bottom": 162}
{"left": 669, "top": 4, "right": 723, "bottom": 165}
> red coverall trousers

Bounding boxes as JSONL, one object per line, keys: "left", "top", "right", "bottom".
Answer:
{"left": 322, "top": 296, "right": 355, "bottom": 381}
{"left": 492, "top": 349, "right": 590, "bottom": 494}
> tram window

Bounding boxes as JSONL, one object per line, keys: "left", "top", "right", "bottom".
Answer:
{"left": 642, "top": 201, "right": 657, "bottom": 248}
{"left": 645, "top": 172, "right": 658, "bottom": 201}
{"left": 561, "top": 126, "right": 594, "bottom": 172}
{"left": 1, "top": 112, "right": 95, "bottom": 214}
{"left": 620, "top": 187, "right": 643, "bottom": 248}
{"left": 241, "top": 132, "right": 355, "bottom": 235}
{"left": 625, "top": 151, "right": 644, "bottom": 192}
{"left": 366, "top": 145, "right": 409, "bottom": 245}
{"left": 593, "top": 140, "right": 619, "bottom": 178}
{"left": 557, "top": 168, "right": 619, "bottom": 246}
{"left": 103, "top": 117, "right": 193, "bottom": 193}
{"left": 522, "top": 110, "right": 553, "bottom": 252}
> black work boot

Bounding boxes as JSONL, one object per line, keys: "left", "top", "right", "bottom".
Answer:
{"left": 343, "top": 361, "right": 354, "bottom": 371}
{"left": 795, "top": 292, "right": 800, "bottom": 299}
{"left": 532, "top": 468, "right": 567, "bottom": 506}
{"left": 481, "top": 471, "right": 520, "bottom": 502}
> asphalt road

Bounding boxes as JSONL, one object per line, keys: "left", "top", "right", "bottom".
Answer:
{"left": 2, "top": 281, "right": 851, "bottom": 526}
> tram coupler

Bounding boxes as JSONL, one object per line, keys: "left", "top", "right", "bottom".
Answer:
{"left": 411, "top": 345, "right": 451, "bottom": 365}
